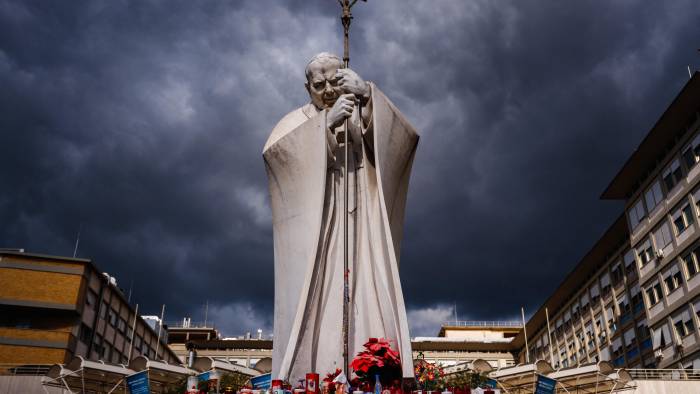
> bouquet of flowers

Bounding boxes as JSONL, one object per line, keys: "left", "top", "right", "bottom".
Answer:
{"left": 414, "top": 360, "right": 445, "bottom": 392}
{"left": 350, "top": 338, "right": 402, "bottom": 388}
{"left": 323, "top": 369, "right": 343, "bottom": 394}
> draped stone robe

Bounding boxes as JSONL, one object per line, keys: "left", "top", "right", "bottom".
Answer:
{"left": 263, "top": 84, "right": 418, "bottom": 384}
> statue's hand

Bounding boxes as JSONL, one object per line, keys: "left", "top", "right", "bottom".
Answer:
{"left": 327, "top": 93, "right": 356, "bottom": 129}
{"left": 336, "top": 68, "right": 370, "bottom": 102}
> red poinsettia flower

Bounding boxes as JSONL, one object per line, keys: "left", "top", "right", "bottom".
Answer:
{"left": 323, "top": 368, "right": 342, "bottom": 383}
{"left": 351, "top": 337, "right": 402, "bottom": 386}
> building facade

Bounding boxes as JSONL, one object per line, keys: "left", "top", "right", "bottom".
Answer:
{"left": 0, "top": 250, "right": 179, "bottom": 367}
{"left": 167, "top": 321, "right": 518, "bottom": 371}
{"left": 515, "top": 72, "right": 700, "bottom": 370}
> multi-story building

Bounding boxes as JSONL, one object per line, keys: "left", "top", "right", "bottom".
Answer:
{"left": 514, "top": 72, "right": 700, "bottom": 370}
{"left": 0, "top": 250, "right": 179, "bottom": 368}
{"left": 167, "top": 320, "right": 518, "bottom": 371}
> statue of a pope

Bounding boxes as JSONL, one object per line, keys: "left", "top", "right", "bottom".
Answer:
{"left": 263, "top": 52, "right": 419, "bottom": 384}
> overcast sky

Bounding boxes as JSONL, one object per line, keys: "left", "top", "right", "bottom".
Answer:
{"left": 1, "top": 1, "right": 698, "bottom": 338}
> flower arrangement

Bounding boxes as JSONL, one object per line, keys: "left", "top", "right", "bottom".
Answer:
{"left": 323, "top": 369, "right": 343, "bottom": 394}
{"left": 350, "top": 338, "right": 402, "bottom": 387}
{"left": 414, "top": 360, "right": 445, "bottom": 392}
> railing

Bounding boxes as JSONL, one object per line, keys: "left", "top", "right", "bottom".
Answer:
{"left": 443, "top": 321, "right": 522, "bottom": 328}
{"left": 626, "top": 368, "right": 700, "bottom": 381}
{"left": 0, "top": 364, "right": 52, "bottom": 376}
{"left": 166, "top": 321, "right": 216, "bottom": 329}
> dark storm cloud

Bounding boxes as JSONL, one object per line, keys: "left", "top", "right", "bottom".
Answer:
{"left": 1, "top": 0, "right": 698, "bottom": 337}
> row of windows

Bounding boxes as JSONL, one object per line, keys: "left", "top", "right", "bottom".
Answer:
{"left": 79, "top": 322, "right": 161, "bottom": 363}
{"left": 644, "top": 243, "right": 700, "bottom": 307}
{"left": 651, "top": 299, "right": 700, "bottom": 352}
{"left": 628, "top": 125, "right": 700, "bottom": 231}
{"left": 81, "top": 285, "right": 164, "bottom": 363}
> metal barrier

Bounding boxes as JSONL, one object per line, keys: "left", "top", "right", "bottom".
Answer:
{"left": 0, "top": 364, "right": 52, "bottom": 376}
{"left": 625, "top": 368, "right": 700, "bottom": 381}
{"left": 443, "top": 321, "right": 522, "bottom": 328}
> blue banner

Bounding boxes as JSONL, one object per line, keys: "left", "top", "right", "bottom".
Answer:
{"left": 534, "top": 374, "right": 556, "bottom": 394}
{"left": 126, "top": 371, "right": 150, "bottom": 394}
{"left": 484, "top": 379, "right": 497, "bottom": 389}
{"left": 251, "top": 373, "right": 271, "bottom": 389}
{"left": 198, "top": 371, "right": 211, "bottom": 381}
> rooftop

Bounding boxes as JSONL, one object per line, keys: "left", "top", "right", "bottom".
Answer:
{"left": 601, "top": 72, "right": 700, "bottom": 200}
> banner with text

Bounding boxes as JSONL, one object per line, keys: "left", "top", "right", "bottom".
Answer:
{"left": 534, "top": 374, "right": 556, "bottom": 394}
{"left": 126, "top": 371, "right": 150, "bottom": 394}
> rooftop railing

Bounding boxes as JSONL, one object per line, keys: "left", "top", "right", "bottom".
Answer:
{"left": 626, "top": 368, "right": 700, "bottom": 381}
{"left": 166, "top": 321, "right": 216, "bottom": 329}
{"left": 0, "top": 364, "right": 52, "bottom": 376}
{"left": 443, "top": 321, "right": 522, "bottom": 328}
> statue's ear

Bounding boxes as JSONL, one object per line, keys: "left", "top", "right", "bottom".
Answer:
{"left": 304, "top": 80, "right": 311, "bottom": 95}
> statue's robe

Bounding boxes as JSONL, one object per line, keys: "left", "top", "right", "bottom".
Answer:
{"left": 263, "top": 84, "right": 418, "bottom": 383}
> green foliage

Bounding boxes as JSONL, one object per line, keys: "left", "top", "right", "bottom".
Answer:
{"left": 443, "top": 369, "right": 491, "bottom": 389}
{"left": 220, "top": 372, "right": 251, "bottom": 392}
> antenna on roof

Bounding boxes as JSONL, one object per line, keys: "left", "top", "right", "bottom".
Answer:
{"left": 204, "top": 300, "right": 209, "bottom": 327}
{"left": 127, "top": 278, "right": 134, "bottom": 303}
{"left": 689, "top": 66, "right": 693, "bottom": 79}
{"left": 72, "top": 223, "right": 82, "bottom": 258}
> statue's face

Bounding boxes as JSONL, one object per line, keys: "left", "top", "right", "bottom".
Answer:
{"left": 305, "top": 57, "right": 343, "bottom": 110}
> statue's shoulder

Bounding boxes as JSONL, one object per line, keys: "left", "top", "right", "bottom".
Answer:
{"left": 263, "top": 103, "right": 318, "bottom": 154}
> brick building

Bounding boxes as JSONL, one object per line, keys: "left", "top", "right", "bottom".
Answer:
{"left": 0, "top": 250, "right": 179, "bottom": 367}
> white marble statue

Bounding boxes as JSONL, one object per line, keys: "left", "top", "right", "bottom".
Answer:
{"left": 263, "top": 52, "right": 418, "bottom": 384}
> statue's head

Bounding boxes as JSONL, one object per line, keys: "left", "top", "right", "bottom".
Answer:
{"left": 305, "top": 52, "right": 343, "bottom": 110}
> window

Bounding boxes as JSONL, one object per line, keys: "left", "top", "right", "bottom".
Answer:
{"left": 637, "top": 320, "right": 650, "bottom": 339}
{"left": 611, "top": 262, "right": 623, "bottom": 286}
{"left": 628, "top": 198, "right": 646, "bottom": 229}
{"left": 595, "top": 314, "right": 607, "bottom": 343}
{"left": 682, "top": 134, "right": 700, "bottom": 170}
{"left": 630, "top": 284, "right": 643, "bottom": 314}
{"left": 86, "top": 290, "right": 97, "bottom": 310}
{"left": 606, "top": 306, "right": 617, "bottom": 334}
{"left": 663, "top": 159, "right": 683, "bottom": 191}
{"left": 652, "top": 323, "right": 672, "bottom": 350}
{"left": 693, "top": 187, "right": 700, "bottom": 215}
{"left": 612, "top": 337, "right": 624, "bottom": 357}
{"left": 624, "top": 250, "right": 637, "bottom": 277}
{"left": 673, "top": 202, "right": 695, "bottom": 235}
{"left": 663, "top": 264, "right": 683, "bottom": 293}
{"left": 104, "top": 343, "right": 112, "bottom": 361}
{"left": 134, "top": 335, "right": 142, "bottom": 351}
{"left": 645, "top": 180, "right": 664, "bottom": 212}
{"left": 571, "top": 301, "right": 580, "bottom": 320}
{"left": 94, "top": 334, "right": 105, "bottom": 358}
{"left": 580, "top": 292, "right": 590, "bottom": 309}
{"left": 673, "top": 310, "right": 695, "bottom": 338}
{"left": 590, "top": 284, "right": 600, "bottom": 304}
{"left": 99, "top": 301, "right": 108, "bottom": 319}
{"left": 682, "top": 248, "right": 700, "bottom": 277}
{"left": 601, "top": 273, "right": 611, "bottom": 297}
{"left": 585, "top": 322, "right": 595, "bottom": 349}
{"left": 623, "top": 328, "right": 636, "bottom": 347}
{"left": 118, "top": 317, "right": 127, "bottom": 333}
{"left": 108, "top": 308, "right": 118, "bottom": 327}
{"left": 646, "top": 281, "right": 663, "bottom": 305}
{"left": 653, "top": 221, "right": 674, "bottom": 250}
{"left": 636, "top": 239, "right": 655, "bottom": 266}
{"left": 79, "top": 323, "right": 93, "bottom": 344}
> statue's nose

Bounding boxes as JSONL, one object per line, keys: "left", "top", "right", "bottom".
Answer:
{"left": 324, "top": 81, "right": 334, "bottom": 93}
